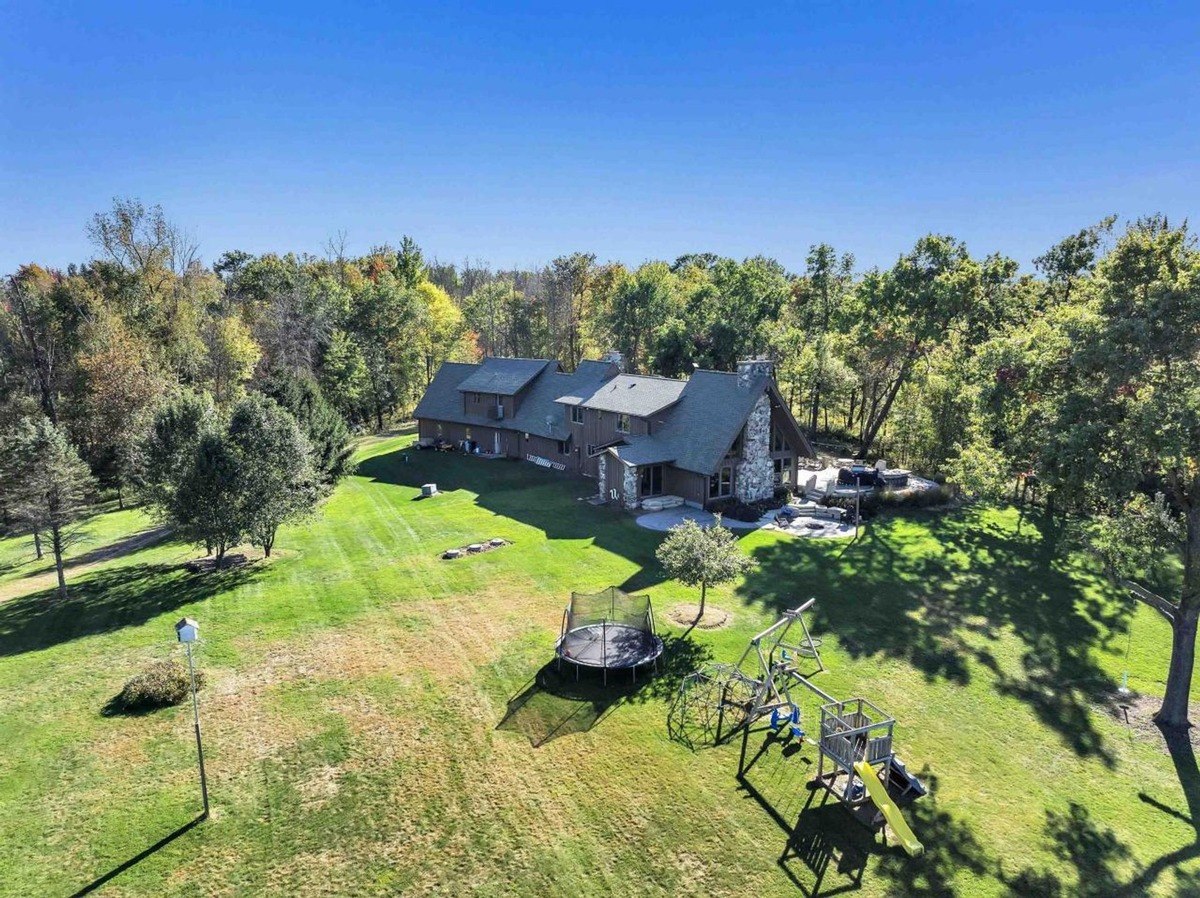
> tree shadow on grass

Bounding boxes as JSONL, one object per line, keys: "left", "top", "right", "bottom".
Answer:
{"left": 735, "top": 725, "right": 995, "bottom": 897}
{"left": 0, "top": 562, "right": 261, "bottom": 657}
{"left": 496, "top": 634, "right": 711, "bottom": 746}
{"left": 738, "top": 506, "right": 1126, "bottom": 766}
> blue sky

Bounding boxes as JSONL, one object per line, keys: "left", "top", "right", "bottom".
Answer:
{"left": 2, "top": 1, "right": 1198, "bottom": 274}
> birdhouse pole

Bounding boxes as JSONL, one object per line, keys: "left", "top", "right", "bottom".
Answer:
{"left": 175, "top": 618, "right": 209, "bottom": 819}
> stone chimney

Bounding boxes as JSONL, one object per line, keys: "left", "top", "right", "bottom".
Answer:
{"left": 736, "top": 359, "right": 774, "bottom": 388}
{"left": 600, "top": 349, "right": 626, "bottom": 373}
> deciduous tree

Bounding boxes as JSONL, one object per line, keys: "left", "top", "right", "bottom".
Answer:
{"left": 656, "top": 516, "right": 753, "bottom": 620}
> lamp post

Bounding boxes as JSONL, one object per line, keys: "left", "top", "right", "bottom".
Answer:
{"left": 854, "top": 471, "right": 862, "bottom": 538}
{"left": 175, "top": 617, "right": 209, "bottom": 819}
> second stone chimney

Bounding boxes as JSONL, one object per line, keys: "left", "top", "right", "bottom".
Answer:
{"left": 600, "top": 349, "right": 626, "bottom": 373}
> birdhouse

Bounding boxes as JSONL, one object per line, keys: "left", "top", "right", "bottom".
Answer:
{"left": 175, "top": 618, "right": 200, "bottom": 644}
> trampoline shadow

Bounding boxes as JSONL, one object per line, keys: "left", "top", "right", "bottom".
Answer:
{"left": 496, "top": 662, "right": 636, "bottom": 747}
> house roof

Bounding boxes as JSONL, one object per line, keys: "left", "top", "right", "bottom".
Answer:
{"left": 416, "top": 356, "right": 815, "bottom": 475}
{"left": 601, "top": 371, "right": 771, "bottom": 474}
{"left": 506, "top": 361, "right": 616, "bottom": 440}
{"left": 456, "top": 357, "right": 555, "bottom": 395}
{"left": 607, "top": 435, "right": 677, "bottom": 467}
{"left": 575, "top": 374, "right": 687, "bottom": 417}
{"left": 412, "top": 362, "right": 481, "bottom": 425}
{"left": 414, "top": 358, "right": 619, "bottom": 442}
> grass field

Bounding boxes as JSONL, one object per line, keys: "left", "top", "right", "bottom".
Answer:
{"left": 1, "top": 432, "right": 1198, "bottom": 896}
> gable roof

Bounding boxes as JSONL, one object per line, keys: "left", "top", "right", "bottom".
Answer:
{"left": 575, "top": 374, "right": 687, "bottom": 417}
{"left": 413, "top": 358, "right": 619, "bottom": 442}
{"left": 602, "top": 371, "right": 770, "bottom": 474}
{"left": 506, "top": 360, "right": 616, "bottom": 440}
{"left": 456, "top": 357, "right": 555, "bottom": 395}
{"left": 412, "top": 362, "right": 480, "bottom": 424}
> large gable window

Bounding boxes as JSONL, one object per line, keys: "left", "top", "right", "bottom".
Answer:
{"left": 772, "top": 426, "right": 789, "bottom": 453}
{"left": 616, "top": 413, "right": 631, "bottom": 434}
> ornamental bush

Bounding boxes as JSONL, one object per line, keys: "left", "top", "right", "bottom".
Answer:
{"left": 109, "top": 661, "right": 204, "bottom": 714}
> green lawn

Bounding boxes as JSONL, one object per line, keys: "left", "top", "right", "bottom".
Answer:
{"left": 1, "top": 433, "right": 1198, "bottom": 896}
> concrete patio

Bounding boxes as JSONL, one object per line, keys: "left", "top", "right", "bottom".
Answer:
{"left": 635, "top": 506, "right": 855, "bottom": 539}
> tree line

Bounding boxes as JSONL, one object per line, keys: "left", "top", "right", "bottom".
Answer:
{"left": 2, "top": 199, "right": 1199, "bottom": 729}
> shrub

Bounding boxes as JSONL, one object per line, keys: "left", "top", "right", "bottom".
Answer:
{"left": 875, "top": 484, "right": 959, "bottom": 511}
{"left": 772, "top": 485, "right": 793, "bottom": 505}
{"left": 706, "top": 495, "right": 781, "bottom": 522}
{"left": 108, "top": 661, "right": 204, "bottom": 714}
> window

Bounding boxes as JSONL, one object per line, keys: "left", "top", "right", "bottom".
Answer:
{"left": 558, "top": 440, "right": 570, "bottom": 454}
{"left": 436, "top": 423, "right": 443, "bottom": 436}
{"left": 639, "top": 465, "right": 663, "bottom": 497}
{"left": 464, "top": 427, "right": 472, "bottom": 440}
{"left": 708, "top": 465, "right": 733, "bottom": 499}
{"left": 470, "top": 392, "right": 480, "bottom": 403}
{"left": 571, "top": 405, "right": 584, "bottom": 425}
{"left": 773, "top": 457, "right": 792, "bottom": 485}
{"left": 772, "top": 427, "right": 789, "bottom": 453}
{"left": 616, "top": 413, "right": 631, "bottom": 433}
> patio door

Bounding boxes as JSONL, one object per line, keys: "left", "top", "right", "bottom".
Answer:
{"left": 639, "top": 464, "right": 663, "bottom": 497}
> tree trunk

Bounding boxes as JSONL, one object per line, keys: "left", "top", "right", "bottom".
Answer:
{"left": 859, "top": 352, "right": 917, "bottom": 457}
{"left": 32, "top": 530, "right": 42, "bottom": 560}
{"left": 116, "top": 481, "right": 124, "bottom": 511}
{"left": 263, "top": 531, "right": 274, "bottom": 558}
{"left": 1157, "top": 505, "right": 1200, "bottom": 729}
{"left": 51, "top": 523, "right": 66, "bottom": 599}
{"left": 698, "top": 580, "right": 707, "bottom": 620}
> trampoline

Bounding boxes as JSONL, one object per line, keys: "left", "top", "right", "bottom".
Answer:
{"left": 556, "top": 587, "right": 665, "bottom": 684}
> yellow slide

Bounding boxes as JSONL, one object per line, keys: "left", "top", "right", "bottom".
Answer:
{"left": 853, "top": 761, "right": 924, "bottom": 857}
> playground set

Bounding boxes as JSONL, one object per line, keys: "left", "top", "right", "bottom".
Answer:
{"left": 669, "top": 599, "right": 927, "bottom": 857}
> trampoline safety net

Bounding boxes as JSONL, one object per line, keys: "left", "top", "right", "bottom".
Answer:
{"left": 565, "top": 587, "right": 656, "bottom": 636}
{"left": 556, "top": 586, "right": 664, "bottom": 679}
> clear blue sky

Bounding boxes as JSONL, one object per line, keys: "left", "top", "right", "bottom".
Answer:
{"left": 2, "top": 1, "right": 1198, "bottom": 275}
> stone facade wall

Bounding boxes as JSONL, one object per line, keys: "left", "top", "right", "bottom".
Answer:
{"left": 735, "top": 394, "right": 774, "bottom": 502}
{"left": 597, "top": 455, "right": 607, "bottom": 500}
{"left": 622, "top": 463, "right": 640, "bottom": 510}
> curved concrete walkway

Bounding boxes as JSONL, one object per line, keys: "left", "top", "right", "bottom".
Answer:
{"left": 634, "top": 507, "right": 760, "bottom": 532}
{"left": 635, "top": 507, "right": 855, "bottom": 539}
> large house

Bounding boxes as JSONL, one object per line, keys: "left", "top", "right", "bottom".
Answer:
{"left": 413, "top": 353, "right": 815, "bottom": 510}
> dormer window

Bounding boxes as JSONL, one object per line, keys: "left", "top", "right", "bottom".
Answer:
{"left": 571, "top": 406, "right": 584, "bottom": 425}
{"left": 616, "top": 413, "right": 631, "bottom": 434}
